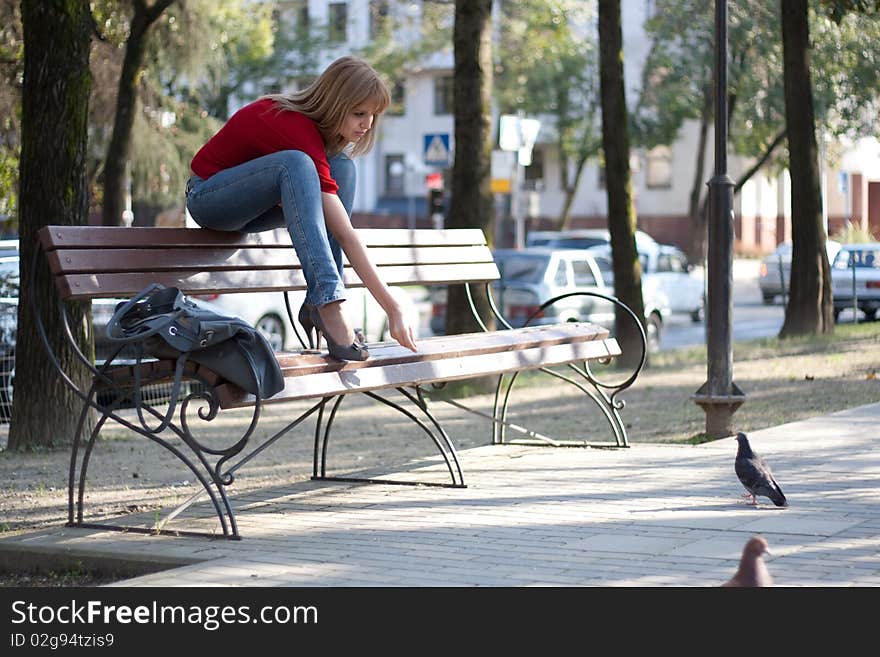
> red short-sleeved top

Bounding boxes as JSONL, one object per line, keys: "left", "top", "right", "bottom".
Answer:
{"left": 190, "top": 98, "right": 338, "bottom": 194}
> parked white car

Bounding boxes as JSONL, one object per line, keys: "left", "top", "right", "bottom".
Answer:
{"left": 195, "top": 286, "right": 421, "bottom": 352}
{"left": 527, "top": 228, "right": 659, "bottom": 252}
{"left": 831, "top": 243, "right": 880, "bottom": 322}
{"left": 759, "top": 239, "right": 842, "bottom": 304}
{"left": 589, "top": 242, "right": 705, "bottom": 322}
{"left": 430, "top": 247, "right": 671, "bottom": 352}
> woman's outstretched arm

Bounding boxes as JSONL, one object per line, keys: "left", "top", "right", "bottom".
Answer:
{"left": 322, "top": 192, "right": 418, "bottom": 351}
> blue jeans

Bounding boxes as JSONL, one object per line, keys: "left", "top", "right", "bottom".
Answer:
{"left": 185, "top": 150, "right": 356, "bottom": 307}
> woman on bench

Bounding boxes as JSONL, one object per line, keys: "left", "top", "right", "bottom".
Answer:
{"left": 185, "top": 56, "right": 418, "bottom": 361}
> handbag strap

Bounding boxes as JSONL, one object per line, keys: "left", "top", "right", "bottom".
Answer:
{"left": 132, "top": 344, "right": 190, "bottom": 435}
{"left": 106, "top": 284, "right": 185, "bottom": 344}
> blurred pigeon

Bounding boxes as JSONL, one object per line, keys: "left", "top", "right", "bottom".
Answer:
{"left": 734, "top": 432, "right": 788, "bottom": 507}
{"left": 722, "top": 535, "right": 774, "bottom": 587}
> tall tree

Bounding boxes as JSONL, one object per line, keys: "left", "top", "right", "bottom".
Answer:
{"left": 636, "top": 0, "right": 880, "bottom": 260}
{"left": 597, "top": 0, "right": 645, "bottom": 368}
{"left": 0, "top": 0, "right": 22, "bottom": 223}
{"left": 779, "top": 0, "right": 834, "bottom": 336}
{"left": 100, "top": 0, "right": 175, "bottom": 226}
{"left": 494, "top": 0, "right": 601, "bottom": 230}
{"left": 445, "top": 0, "right": 495, "bottom": 335}
{"left": 9, "top": 0, "right": 93, "bottom": 450}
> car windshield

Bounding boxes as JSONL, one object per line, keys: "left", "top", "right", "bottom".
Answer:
{"left": 543, "top": 237, "right": 608, "bottom": 249}
{"left": 834, "top": 248, "right": 880, "bottom": 270}
{"left": 495, "top": 254, "right": 549, "bottom": 283}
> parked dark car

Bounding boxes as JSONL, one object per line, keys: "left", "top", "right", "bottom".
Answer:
{"left": 0, "top": 251, "right": 207, "bottom": 423}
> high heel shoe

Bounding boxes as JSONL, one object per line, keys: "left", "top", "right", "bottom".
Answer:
{"left": 298, "top": 302, "right": 316, "bottom": 349}
{"left": 300, "top": 301, "right": 365, "bottom": 349}
{"left": 309, "top": 305, "right": 370, "bottom": 361}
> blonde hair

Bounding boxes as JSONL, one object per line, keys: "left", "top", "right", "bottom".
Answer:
{"left": 263, "top": 56, "right": 390, "bottom": 157}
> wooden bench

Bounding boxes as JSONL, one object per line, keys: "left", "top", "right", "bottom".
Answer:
{"left": 34, "top": 225, "right": 646, "bottom": 539}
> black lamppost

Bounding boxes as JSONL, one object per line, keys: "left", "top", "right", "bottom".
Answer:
{"left": 692, "top": 0, "right": 745, "bottom": 437}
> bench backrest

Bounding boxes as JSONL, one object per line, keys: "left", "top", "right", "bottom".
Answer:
{"left": 37, "top": 226, "right": 499, "bottom": 301}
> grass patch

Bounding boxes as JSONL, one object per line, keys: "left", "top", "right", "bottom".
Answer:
{"left": 425, "top": 322, "right": 880, "bottom": 445}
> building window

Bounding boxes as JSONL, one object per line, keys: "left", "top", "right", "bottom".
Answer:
{"left": 433, "top": 75, "right": 454, "bottom": 115}
{"left": 369, "top": 0, "right": 389, "bottom": 39}
{"left": 385, "top": 155, "right": 405, "bottom": 196}
{"left": 646, "top": 145, "right": 672, "bottom": 189}
{"left": 328, "top": 2, "right": 347, "bottom": 42}
{"left": 296, "top": 1, "right": 309, "bottom": 29}
{"left": 387, "top": 80, "right": 405, "bottom": 116}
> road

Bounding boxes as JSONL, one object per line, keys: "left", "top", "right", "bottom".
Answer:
{"left": 414, "top": 259, "right": 843, "bottom": 352}
{"left": 660, "top": 259, "right": 785, "bottom": 351}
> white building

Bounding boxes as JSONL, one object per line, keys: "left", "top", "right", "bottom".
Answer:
{"left": 247, "top": 0, "right": 880, "bottom": 255}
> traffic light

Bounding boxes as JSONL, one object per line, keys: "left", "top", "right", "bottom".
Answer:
{"left": 428, "top": 188, "right": 444, "bottom": 215}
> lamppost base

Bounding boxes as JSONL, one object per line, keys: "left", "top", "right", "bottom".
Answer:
{"left": 692, "top": 381, "right": 745, "bottom": 438}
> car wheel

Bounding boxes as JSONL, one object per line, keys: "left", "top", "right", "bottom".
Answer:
{"left": 690, "top": 297, "right": 705, "bottom": 323}
{"left": 646, "top": 312, "right": 662, "bottom": 353}
{"left": 833, "top": 308, "right": 842, "bottom": 323}
{"left": 255, "top": 314, "right": 286, "bottom": 352}
{"left": 863, "top": 308, "right": 878, "bottom": 321}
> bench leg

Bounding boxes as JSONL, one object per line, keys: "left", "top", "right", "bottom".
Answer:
{"left": 67, "top": 380, "right": 249, "bottom": 540}
{"left": 491, "top": 365, "right": 630, "bottom": 448}
{"left": 311, "top": 388, "right": 466, "bottom": 488}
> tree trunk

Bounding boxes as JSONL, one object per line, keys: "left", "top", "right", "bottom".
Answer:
{"left": 9, "top": 0, "right": 94, "bottom": 450}
{"left": 558, "top": 154, "right": 588, "bottom": 231}
{"left": 779, "top": 0, "right": 834, "bottom": 337}
{"left": 688, "top": 83, "right": 712, "bottom": 263}
{"left": 101, "top": 0, "right": 175, "bottom": 227}
{"left": 445, "top": 0, "right": 495, "bottom": 336}
{"left": 597, "top": 0, "right": 645, "bottom": 369}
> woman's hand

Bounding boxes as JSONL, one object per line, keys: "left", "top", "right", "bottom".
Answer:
{"left": 387, "top": 305, "right": 418, "bottom": 352}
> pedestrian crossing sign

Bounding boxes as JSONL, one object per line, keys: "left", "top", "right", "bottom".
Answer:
{"left": 424, "top": 134, "right": 451, "bottom": 166}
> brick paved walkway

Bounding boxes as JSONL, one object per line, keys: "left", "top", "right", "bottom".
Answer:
{"left": 1, "top": 403, "right": 878, "bottom": 586}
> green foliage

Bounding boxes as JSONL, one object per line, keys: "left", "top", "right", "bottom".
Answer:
{"left": 88, "top": 0, "right": 279, "bottom": 213}
{"left": 820, "top": 0, "right": 880, "bottom": 23}
{"left": 636, "top": 0, "right": 880, "bottom": 174}
{"left": 0, "top": 147, "right": 17, "bottom": 221}
{"left": 130, "top": 99, "right": 221, "bottom": 208}
{"left": 633, "top": 0, "right": 714, "bottom": 148}
{"left": 0, "top": 1, "right": 21, "bottom": 223}
{"left": 494, "top": 1, "right": 601, "bottom": 199}
{"left": 357, "top": 0, "right": 454, "bottom": 102}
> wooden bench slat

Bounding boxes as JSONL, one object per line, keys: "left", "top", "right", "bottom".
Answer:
{"left": 46, "top": 244, "right": 495, "bottom": 275}
{"left": 219, "top": 333, "right": 620, "bottom": 407}
{"left": 38, "top": 226, "right": 488, "bottom": 250}
{"left": 272, "top": 323, "right": 611, "bottom": 375}
{"left": 56, "top": 262, "right": 501, "bottom": 299}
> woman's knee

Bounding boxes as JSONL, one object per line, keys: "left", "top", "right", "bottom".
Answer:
{"left": 277, "top": 150, "right": 318, "bottom": 179}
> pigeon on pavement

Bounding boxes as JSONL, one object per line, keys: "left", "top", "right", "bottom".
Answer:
{"left": 722, "top": 535, "right": 774, "bottom": 587}
{"left": 734, "top": 432, "right": 788, "bottom": 507}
